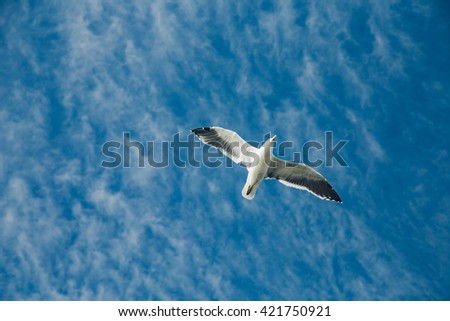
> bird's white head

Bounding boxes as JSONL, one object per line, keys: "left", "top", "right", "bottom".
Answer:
{"left": 264, "top": 134, "right": 277, "bottom": 149}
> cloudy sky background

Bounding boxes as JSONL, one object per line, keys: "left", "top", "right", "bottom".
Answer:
{"left": 1, "top": 0, "right": 449, "bottom": 300}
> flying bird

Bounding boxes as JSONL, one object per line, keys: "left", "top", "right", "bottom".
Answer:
{"left": 192, "top": 126, "right": 342, "bottom": 203}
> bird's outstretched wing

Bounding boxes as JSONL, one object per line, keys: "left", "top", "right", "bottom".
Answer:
{"left": 192, "top": 126, "right": 259, "bottom": 168}
{"left": 266, "top": 156, "right": 342, "bottom": 203}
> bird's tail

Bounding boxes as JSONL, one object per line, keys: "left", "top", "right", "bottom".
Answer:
{"left": 241, "top": 182, "right": 257, "bottom": 200}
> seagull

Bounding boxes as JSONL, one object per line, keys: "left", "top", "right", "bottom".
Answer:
{"left": 192, "top": 126, "right": 342, "bottom": 203}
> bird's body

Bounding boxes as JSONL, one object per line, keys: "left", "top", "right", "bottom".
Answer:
{"left": 192, "top": 126, "right": 342, "bottom": 203}
{"left": 241, "top": 138, "right": 272, "bottom": 200}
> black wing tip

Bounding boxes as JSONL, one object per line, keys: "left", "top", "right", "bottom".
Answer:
{"left": 191, "top": 127, "right": 211, "bottom": 135}
{"left": 320, "top": 194, "right": 342, "bottom": 203}
{"left": 320, "top": 183, "right": 342, "bottom": 203}
{"left": 329, "top": 190, "right": 342, "bottom": 203}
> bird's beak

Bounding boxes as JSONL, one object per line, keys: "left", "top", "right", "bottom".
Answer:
{"left": 271, "top": 135, "right": 277, "bottom": 142}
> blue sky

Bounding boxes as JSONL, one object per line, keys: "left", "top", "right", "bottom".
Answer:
{"left": 0, "top": 0, "right": 449, "bottom": 300}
